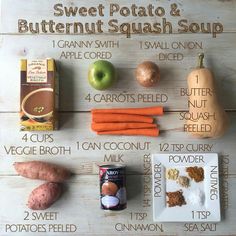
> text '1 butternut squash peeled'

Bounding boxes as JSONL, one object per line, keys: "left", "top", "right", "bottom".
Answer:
{"left": 184, "top": 53, "right": 229, "bottom": 138}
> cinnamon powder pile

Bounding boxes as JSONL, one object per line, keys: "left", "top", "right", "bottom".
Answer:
{"left": 166, "top": 190, "right": 186, "bottom": 207}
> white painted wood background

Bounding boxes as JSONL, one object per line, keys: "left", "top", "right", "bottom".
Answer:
{"left": 0, "top": 0, "right": 236, "bottom": 235}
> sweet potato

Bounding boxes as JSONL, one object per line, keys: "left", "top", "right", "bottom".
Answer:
{"left": 14, "top": 161, "right": 71, "bottom": 182}
{"left": 28, "top": 182, "right": 62, "bottom": 210}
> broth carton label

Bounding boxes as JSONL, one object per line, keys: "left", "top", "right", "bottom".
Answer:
{"left": 20, "top": 59, "right": 58, "bottom": 131}
{"left": 27, "top": 60, "right": 47, "bottom": 83}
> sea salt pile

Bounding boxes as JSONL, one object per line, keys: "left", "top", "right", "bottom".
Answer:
{"left": 188, "top": 188, "right": 205, "bottom": 206}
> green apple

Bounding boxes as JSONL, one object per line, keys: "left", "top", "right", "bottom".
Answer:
{"left": 88, "top": 60, "right": 117, "bottom": 90}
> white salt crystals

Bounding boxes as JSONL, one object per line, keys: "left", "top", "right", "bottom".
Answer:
{"left": 188, "top": 188, "right": 205, "bottom": 206}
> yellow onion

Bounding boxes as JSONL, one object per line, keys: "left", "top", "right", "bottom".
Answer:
{"left": 135, "top": 61, "right": 160, "bottom": 87}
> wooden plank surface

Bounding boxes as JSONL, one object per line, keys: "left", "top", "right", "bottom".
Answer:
{"left": 1, "top": 0, "right": 236, "bottom": 235}
{"left": 0, "top": 175, "right": 235, "bottom": 235}
{"left": 1, "top": 34, "right": 236, "bottom": 112}
{"left": 0, "top": 112, "right": 236, "bottom": 176}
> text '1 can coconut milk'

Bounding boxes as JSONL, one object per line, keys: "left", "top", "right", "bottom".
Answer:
{"left": 99, "top": 165, "right": 127, "bottom": 210}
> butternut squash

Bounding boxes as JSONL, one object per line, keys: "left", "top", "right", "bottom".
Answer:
{"left": 185, "top": 53, "right": 229, "bottom": 138}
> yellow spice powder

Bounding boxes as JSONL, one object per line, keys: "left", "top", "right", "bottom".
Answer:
{"left": 166, "top": 168, "right": 179, "bottom": 180}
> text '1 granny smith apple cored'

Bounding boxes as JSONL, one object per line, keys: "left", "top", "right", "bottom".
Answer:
{"left": 88, "top": 60, "right": 117, "bottom": 90}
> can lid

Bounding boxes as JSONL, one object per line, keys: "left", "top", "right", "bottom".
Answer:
{"left": 99, "top": 164, "right": 126, "bottom": 169}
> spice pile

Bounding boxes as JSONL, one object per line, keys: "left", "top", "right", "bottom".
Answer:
{"left": 177, "top": 176, "right": 190, "bottom": 188}
{"left": 188, "top": 189, "right": 205, "bottom": 206}
{"left": 91, "top": 106, "right": 163, "bottom": 137}
{"left": 166, "top": 168, "right": 179, "bottom": 180}
{"left": 186, "top": 166, "right": 204, "bottom": 182}
{"left": 166, "top": 190, "right": 186, "bottom": 207}
{"left": 166, "top": 166, "right": 205, "bottom": 207}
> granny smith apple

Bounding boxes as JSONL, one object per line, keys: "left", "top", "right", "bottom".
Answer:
{"left": 88, "top": 60, "right": 117, "bottom": 90}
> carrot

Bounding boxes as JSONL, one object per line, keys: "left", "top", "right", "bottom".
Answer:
{"left": 97, "top": 128, "right": 159, "bottom": 137}
{"left": 92, "top": 113, "right": 153, "bottom": 123}
{"left": 91, "top": 122, "right": 157, "bottom": 132}
{"left": 91, "top": 106, "right": 164, "bottom": 116}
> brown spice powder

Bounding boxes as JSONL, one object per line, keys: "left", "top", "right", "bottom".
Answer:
{"left": 177, "top": 176, "right": 190, "bottom": 188}
{"left": 166, "top": 190, "right": 186, "bottom": 207}
{"left": 186, "top": 166, "right": 204, "bottom": 182}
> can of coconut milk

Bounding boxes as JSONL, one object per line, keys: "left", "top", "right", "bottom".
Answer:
{"left": 99, "top": 165, "right": 127, "bottom": 210}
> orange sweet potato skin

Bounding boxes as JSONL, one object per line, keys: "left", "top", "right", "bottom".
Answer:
{"left": 14, "top": 161, "right": 71, "bottom": 182}
{"left": 27, "top": 182, "right": 62, "bottom": 210}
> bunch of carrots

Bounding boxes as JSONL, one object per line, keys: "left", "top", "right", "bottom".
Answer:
{"left": 90, "top": 106, "right": 164, "bottom": 137}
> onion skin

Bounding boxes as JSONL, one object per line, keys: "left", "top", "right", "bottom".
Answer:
{"left": 135, "top": 61, "right": 160, "bottom": 87}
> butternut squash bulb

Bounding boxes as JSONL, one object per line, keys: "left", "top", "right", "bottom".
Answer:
{"left": 185, "top": 53, "right": 229, "bottom": 138}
